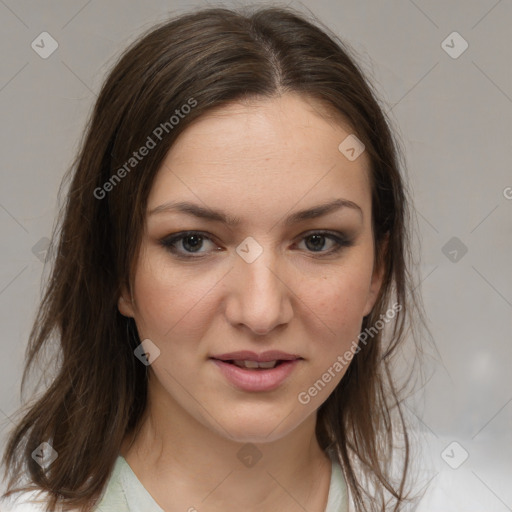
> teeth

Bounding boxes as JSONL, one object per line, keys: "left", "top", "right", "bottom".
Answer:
{"left": 256, "top": 360, "right": 279, "bottom": 369}
{"left": 232, "top": 360, "right": 279, "bottom": 369}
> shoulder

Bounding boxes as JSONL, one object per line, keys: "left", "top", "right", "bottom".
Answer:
{"left": 0, "top": 457, "right": 128, "bottom": 512}
{"left": 326, "top": 459, "right": 349, "bottom": 512}
{"left": 91, "top": 457, "right": 130, "bottom": 511}
{"left": 0, "top": 491, "right": 48, "bottom": 511}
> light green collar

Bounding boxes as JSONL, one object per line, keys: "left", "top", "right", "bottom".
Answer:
{"left": 96, "top": 455, "right": 348, "bottom": 511}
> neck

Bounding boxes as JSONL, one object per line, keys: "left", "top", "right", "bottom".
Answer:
{"left": 121, "top": 377, "right": 332, "bottom": 512}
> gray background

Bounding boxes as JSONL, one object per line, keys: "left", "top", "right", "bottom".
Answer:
{"left": 1, "top": 0, "right": 511, "bottom": 510}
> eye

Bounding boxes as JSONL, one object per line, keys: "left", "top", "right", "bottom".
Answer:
{"left": 159, "top": 231, "right": 220, "bottom": 258}
{"left": 159, "top": 230, "right": 353, "bottom": 259}
{"left": 295, "top": 231, "right": 353, "bottom": 255}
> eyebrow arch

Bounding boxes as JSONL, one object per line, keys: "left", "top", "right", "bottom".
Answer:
{"left": 148, "top": 198, "right": 363, "bottom": 226}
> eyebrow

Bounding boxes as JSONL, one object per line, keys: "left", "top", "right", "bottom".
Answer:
{"left": 148, "top": 198, "right": 363, "bottom": 226}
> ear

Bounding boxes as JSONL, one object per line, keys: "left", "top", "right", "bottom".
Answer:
{"left": 118, "top": 283, "right": 135, "bottom": 318}
{"left": 363, "top": 233, "right": 389, "bottom": 317}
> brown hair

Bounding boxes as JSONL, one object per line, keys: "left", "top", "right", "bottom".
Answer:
{"left": 2, "top": 5, "right": 429, "bottom": 511}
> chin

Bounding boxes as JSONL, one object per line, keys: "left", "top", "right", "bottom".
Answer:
{"left": 223, "top": 429, "right": 289, "bottom": 445}
{"left": 211, "top": 412, "right": 305, "bottom": 445}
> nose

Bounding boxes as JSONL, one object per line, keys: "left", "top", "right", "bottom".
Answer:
{"left": 224, "top": 245, "right": 293, "bottom": 336}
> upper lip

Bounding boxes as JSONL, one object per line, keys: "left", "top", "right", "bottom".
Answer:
{"left": 211, "top": 350, "right": 302, "bottom": 362}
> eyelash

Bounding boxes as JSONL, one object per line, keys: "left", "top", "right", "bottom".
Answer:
{"left": 159, "top": 230, "right": 353, "bottom": 259}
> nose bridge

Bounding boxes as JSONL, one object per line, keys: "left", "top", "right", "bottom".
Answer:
{"left": 227, "top": 236, "right": 292, "bottom": 335}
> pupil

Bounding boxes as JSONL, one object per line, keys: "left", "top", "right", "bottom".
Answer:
{"left": 306, "top": 234, "right": 325, "bottom": 252}
{"left": 184, "top": 235, "right": 202, "bottom": 252}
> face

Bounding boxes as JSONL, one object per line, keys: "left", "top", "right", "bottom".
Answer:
{"left": 118, "top": 92, "right": 384, "bottom": 443}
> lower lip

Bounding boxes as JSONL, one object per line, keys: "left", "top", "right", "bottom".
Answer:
{"left": 211, "top": 359, "right": 300, "bottom": 392}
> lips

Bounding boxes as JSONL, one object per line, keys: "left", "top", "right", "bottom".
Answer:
{"left": 211, "top": 359, "right": 300, "bottom": 391}
{"left": 210, "top": 350, "right": 303, "bottom": 392}
{"left": 210, "top": 350, "right": 302, "bottom": 363}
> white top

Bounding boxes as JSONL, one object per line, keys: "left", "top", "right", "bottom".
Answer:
{"left": 1, "top": 455, "right": 349, "bottom": 511}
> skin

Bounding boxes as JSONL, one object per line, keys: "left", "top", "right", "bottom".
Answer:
{"left": 118, "top": 92, "right": 385, "bottom": 512}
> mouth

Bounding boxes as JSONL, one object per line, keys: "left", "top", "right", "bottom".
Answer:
{"left": 209, "top": 350, "right": 303, "bottom": 392}
{"left": 216, "top": 359, "right": 288, "bottom": 370}
{"left": 210, "top": 350, "right": 302, "bottom": 368}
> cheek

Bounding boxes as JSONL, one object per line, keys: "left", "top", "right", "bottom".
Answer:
{"left": 131, "top": 254, "right": 220, "bottom": 340}
{"left": 306, "top": 266, "right": 372, "bottom": 328}
{"left": 295, "top": 262, "right": 374, "bottom": 379}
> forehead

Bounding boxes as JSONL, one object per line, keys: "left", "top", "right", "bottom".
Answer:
{"left": 147, "top": 93, "right": 372, "bottom": 223}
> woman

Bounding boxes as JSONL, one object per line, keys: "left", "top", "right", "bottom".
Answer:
{"left": 1, "top": 5, "right": 428, "bottom": 512}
